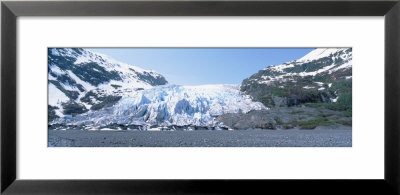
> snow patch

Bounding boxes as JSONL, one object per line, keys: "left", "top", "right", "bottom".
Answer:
{"left": 50, "top": 65, "right": 65, "bottom": 75}
{"left": 331, "top": 97, "right": 338, "bottom": 103}
{"left": 298, "top": 48, "right": 347, "bottom": 62}
{"left": 303, "top": 86, "right": 315, "bottom": 89}
{"left": 314, "top": 82, "right": 324, "bottom": 86}
{"left": 48, "top": 83, "right": 69, "bottom": 106}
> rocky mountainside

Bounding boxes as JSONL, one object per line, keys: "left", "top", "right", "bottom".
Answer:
{"left": 216, "top": 48, "right": 352, "bottom": 130}
{"left": 48, "top": 48, "right": 168, "bottom": 121}
{"left": 241, "top": 48, "right": 352, "bottom": 109}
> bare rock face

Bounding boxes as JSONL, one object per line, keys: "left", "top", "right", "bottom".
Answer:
{"left": 216, "top": 107, "right": 352, "bottom": 130}
{"left": 216, "top": 110, "right": 277, "bottom": 130}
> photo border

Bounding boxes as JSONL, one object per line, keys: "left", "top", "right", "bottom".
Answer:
{"left": 2, "top": 0, "right": 399, "bottom": 194}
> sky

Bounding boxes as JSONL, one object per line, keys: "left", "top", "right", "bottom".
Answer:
{"left": 88, "top": 48, "right": 314, "bottom": 85}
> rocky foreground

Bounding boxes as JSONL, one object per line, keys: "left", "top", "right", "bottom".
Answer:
{"left": 49, "top": 128, "right": 352, "bottom": 147}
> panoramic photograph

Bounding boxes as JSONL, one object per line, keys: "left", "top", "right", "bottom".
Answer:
{"left": 48, "top": 47, "right": 352, "bottom": 147}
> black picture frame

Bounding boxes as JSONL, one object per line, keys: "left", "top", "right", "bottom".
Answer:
{"left": 1, "top": 0, "right": 399, "bottom": 194}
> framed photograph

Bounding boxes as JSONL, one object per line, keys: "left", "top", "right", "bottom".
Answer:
{"left": 2, "top": 0, "right": 399, "bottom": 194}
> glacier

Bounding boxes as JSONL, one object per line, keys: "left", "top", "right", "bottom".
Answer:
{"left": 50, "top": 84, "right": 267, "bottom": 128}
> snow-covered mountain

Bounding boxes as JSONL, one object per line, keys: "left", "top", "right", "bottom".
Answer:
{"left": 241, "top": 48, "right": 352, "bottom": 107}
{"left": 48, "top": 48, "right": 168, "bottom": 121}
{"left": 50, "top": 84, "right": 266, "bottom": 129}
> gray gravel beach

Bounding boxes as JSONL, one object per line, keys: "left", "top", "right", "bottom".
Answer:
{"left": 48, "top": 128, "right": 352, "bottom": 147}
